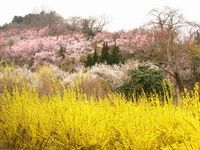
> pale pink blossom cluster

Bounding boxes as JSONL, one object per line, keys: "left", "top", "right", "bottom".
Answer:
{"left": 2, "top": 32, "right": 91, "bottom": 66}
{"left": 93, "top": 29, "right": 153, "bottom": 53}
{"left": 116, "top": 29, "right": 153, "bottom": 52}
{"left": 20, "top": 27, "right": 49, "bottom": 40}
{"left": 0, "top": 27, "right": 48, "bottom": 50}
{"left": 0, "top": 26, "right": 154, "bottom": 66}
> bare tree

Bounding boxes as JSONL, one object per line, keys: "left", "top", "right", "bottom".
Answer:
{"left": 184, "top": 21, "right": 200, "bottom": 84}
{"left": 186, "top": 21, "right": 200, "bottom": 43}
{"left": 147, "top": 7, "right": 186, "bottom": 92}
{"left": 66, "top": 16, "right": 83, "bottom": 32}
{"left": 148, "top": 7, "right": 184, "bottom": 31}
{"left": 67, "top": 16, "right": 110, "bottom": 38}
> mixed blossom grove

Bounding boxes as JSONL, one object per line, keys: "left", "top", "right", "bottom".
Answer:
{"left": 0, "top": 27, "right": 152, "bottom": 69}
{"left": 1, "top": 7, "right": 200, "bottom": 149}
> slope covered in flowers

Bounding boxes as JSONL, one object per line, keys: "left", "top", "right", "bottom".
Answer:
{"left": 1, "top": 8, "right": 200, "bottom": 150}
{"left": 0, "top": 26, "right": 153, "bottom": 68}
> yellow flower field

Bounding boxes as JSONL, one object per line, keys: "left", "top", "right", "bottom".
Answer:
{"left": 1, "top": 86, "right": 200, "bottom": 149}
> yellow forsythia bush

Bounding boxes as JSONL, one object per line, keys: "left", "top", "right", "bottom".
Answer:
{"left": 1, "top": 85, "right": 200, "bottom": 149}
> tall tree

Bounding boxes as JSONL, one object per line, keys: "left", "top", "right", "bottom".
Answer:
{"left": 93, "top": 49, "right": 99, "bottom": 64}
{"left": 108, "top": 45, "right": 121, "bottom": 65}
{"left": 84, "top": 54, "right": 94, "bottom": 67}
{"left": 100, "top": 42, "right": 109, "bottom": 63}
{"left": 67, "top": 16, "right": 109, "bottom": 39}
{"left": 147, "top": 7, "right": 185, "bottom": 92}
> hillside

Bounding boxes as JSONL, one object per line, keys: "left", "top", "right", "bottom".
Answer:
{"left": 1, "top": 7, "right": 200, "bottom": 149}
{"left": 0, "top": 11, "right": 152, "bottom": 69}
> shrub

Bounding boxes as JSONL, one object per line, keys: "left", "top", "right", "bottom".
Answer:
{"left": 1, "top": 84, "right": 200, "bottom": 149}
{"left": 0, "top": 66, "right": 34, "bottom": 94}
{"left": 89, "top": 63, "right": 127, "bottom": 89}
{"left": 33, "top": 65, "right": 66, "bottom": 96}
{"left": 79, "top": 74, "right": 111, "bottom": 99}
{"left": 88, "top": 60, "right": 144, "bottom": 89}
{"left": 118, "top": 65, "right": 165, "bottom": 99}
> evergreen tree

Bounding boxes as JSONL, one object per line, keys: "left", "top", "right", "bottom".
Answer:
{"left": 93, "top": 49, "right": 99, "bottom": 64}
{"left": 12, "top": 16, "right": 23, "bottom": 24}
{"left": 84, "top": 42, "right": 121, "bottom": 67}
{"left": 58, "top": 46, "right": 66, "bottom": 59}
{"left": 108, "top": 45, "right": 121, "bottom": 65}
{"left": 100, "top": 42, "right": 109, "bottom": 63}
{"left": 84, "top": 54, "right": 94, "bottom": 67}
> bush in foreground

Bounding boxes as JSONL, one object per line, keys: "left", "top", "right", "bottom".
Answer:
{"left": 118, "top": 65, "right": 166, "bottom": 99}
{"left": 1, "top": 85, "right": 200, "bottom": 149}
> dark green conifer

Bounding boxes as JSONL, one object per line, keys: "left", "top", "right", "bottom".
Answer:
{"left": 100, "top": 42, "right": 109, "bottom": 63}
{"left": 108, "top": 44, "right": 121, "bottom": 65}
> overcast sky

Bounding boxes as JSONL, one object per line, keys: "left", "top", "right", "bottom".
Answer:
{"left": 0, "top": 0, "right": 200, "bottom": 31}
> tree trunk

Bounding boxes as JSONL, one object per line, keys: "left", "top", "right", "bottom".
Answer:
{"left": 174, "top": 71, "right": 184, "bottom": 93}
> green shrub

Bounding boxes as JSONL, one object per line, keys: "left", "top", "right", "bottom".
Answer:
{"left": 118, "top": 65, "right": 165, "bottom": 99}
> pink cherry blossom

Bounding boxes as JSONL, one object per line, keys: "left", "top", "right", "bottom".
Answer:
{"left": 0, "top": 26, "right": 154, "bottom": 67}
